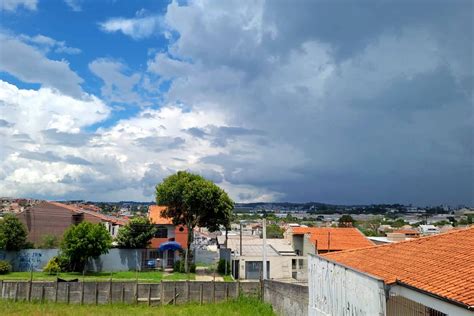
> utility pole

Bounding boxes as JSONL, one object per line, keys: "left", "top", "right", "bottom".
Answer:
{"left": 262, "top": 218, "right": 267, "bottom": 280}
{"left": 240, "top": 221, "right": 243, "bottom": 256}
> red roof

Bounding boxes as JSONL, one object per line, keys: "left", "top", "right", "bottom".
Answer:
{"left": 322, "top": 227, "right": 474, "bottom": 307}
{"left": 292, "top": 227, "right": 374, "bottom": 251}
{"left": 148, "top": 205, "right": 173, "bottom": 225}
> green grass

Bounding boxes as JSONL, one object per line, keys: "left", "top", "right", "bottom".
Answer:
{"left": 222, "top": 275, "right": 234, "bottom": 282}
{"left": 0, "top": 297, "right": 275, "bottom": 315}
{"left": 0, "top": 271, "right": 195, "bottom": 282}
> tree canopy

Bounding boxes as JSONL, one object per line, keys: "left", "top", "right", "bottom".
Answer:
{"left": 0, "top": 214, "right": 28, "bottom": 251}
{"left": 115, "top": 217, "right": 156, "bottom": 248}
{"left": 60, "top": 222, "right": 112, "bottom": 272}
{"left": 338, "top": 214, "right": 355, "bottom": 227}
{"left": 155, "top": 171, "right": 234, "bottom": 271}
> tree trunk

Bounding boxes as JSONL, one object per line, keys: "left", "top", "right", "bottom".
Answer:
{"left": 225, "top": 227, "right": 228, "bottom": 248}
{"left": 185, "top": 224, "right": 194, "bottom": 273}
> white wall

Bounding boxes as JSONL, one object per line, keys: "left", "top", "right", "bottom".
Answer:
{"left": 308, "top": 254, "right": 386, "bottom": 316}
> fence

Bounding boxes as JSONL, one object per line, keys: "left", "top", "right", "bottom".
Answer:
{"left": 0, "top": 280, "right": 260, "bottom": 306}
{"left": 264, "top": 280, "right": 309, "bottom": 316}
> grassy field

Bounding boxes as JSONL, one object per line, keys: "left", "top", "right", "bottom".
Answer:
{"left": 0, "top": 271, "right": 195, "bottom": 282}
{"left": 0, "top": 297, "right": 275, "bottom": 315}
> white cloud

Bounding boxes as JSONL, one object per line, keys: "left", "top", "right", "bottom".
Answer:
{"left": 0, "top": 32, "right": 84, "bottom": 97}
{"left": 89, "top": 58, "right": 142, "bottom": 105}
{"left": 20, "top": 34, "right": 81, "bottom": 54}
{"left": 0, "top": 0, "right": 37, "bottom": 11}
{"left": 64, "top": 0, "right": 81, "bottom": 12}
{"left": 99, "top": 14, "right": 162, "bottom": 40}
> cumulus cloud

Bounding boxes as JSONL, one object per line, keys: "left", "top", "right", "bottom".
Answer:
{"left": 20, "top": 34, "right": 81, "bottom": 54}
{"left": 1, "top": 0, "right": 472, "bottom": 204}
{"left": 99, "top": 14, "right": 162, "bottom": 40}
{"left": 0, "top": 0, "right": 37, "bottom": 11}
{"left": 89, "top": 58, "right": 143, "bottom": 105}
{"left": 0, "top": 32, "right": 84, "bottom": 97}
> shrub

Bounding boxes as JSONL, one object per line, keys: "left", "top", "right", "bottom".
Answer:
{"left": 0, "top": 260, "right": 11, "bottom": 274}
{"left": 217, "top": 259, "right": 230, "bottom": 275}
{"left": 43, "top": 256, "right": 61, "bottom": 274}
{"left": 189, "top": 263, "right": 196, "bottom": 273}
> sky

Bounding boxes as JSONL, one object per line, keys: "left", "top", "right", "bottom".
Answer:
{"left": 0, "top": 0, "right": 472, "bottom": 206}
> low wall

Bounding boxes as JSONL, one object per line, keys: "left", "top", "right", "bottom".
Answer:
{"left": 0, "top": 249, "right": 143, "bottom": 272}
{"left": 264, "top": 280, "right": 308, "bottom": 316}
{"left": 0, "top": 280, "right": 260, "bottom": 305}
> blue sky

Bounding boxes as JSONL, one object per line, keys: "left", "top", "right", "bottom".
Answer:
{"left": 0, "top": 0, "right": 472, "bottom": 205}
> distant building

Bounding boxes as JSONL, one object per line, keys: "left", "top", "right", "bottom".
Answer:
{"left": 308, "top": 227, "right": 474, "bottom": 315}
{"left": 418, "top": 224, "right": 440, "bottom": 235}
{"left": 147, "top": 205, "right": 188, "bottom": 269}
{"left": 16, "top": 201, "right": 126, "bottom": 245}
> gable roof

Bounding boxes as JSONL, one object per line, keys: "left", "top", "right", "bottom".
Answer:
{"left": 48, "top": 202, "right": 127, "bottom": 225}
{"left": 148, "top": 205, "right": 173, "bottom": 225}
{"left": 322, "top": 227, "right": 474, "bottom": 308}
{"left": 292, "top": 227, "right": 374, "bottom": 251}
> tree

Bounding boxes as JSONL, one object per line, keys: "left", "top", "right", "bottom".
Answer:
{"left": 338, "top": 214, "right": 355, "bottom": 227}
{"left": 0, "top": 214, "right": 28, "bottom": 250}
{"left": 156, "top": 171, "right": 234, "bottom": 272}
{"left": 261, "top": 224, "right": 284, "bottom": 238}
{"left": 38, "top": 234, "right": 60, "bottom": 249}
{"left": 60, "top": 222, "right": 112, "bottom": 272}
{"left": 115, "top": 217, "right": 156, "bottom": 248}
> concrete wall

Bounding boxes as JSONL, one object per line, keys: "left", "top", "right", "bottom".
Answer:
{"left": 264, "top": 280, "right": 308, "bottom": 316}
{"left": 0, "top": 249, "right": 144, "bottom": 272}
{"left": 0, "top": 280, "right": 260, "bottom": 305}
{"left": 308, "top": 254, "right": 386, "bottom": 316}
{"left": 237, "top": 256, "right": 293, "bottom": 280}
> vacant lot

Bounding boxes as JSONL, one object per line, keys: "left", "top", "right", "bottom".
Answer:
{"left": 0, "top": 297, "right": 275, "bottom": 315}
{"left": 0, "top": 271, "right": 195, "bottom": 282}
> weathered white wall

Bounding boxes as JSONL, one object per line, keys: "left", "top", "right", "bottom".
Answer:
{"left": 308, "top": 254, "right": 386, "bottom": 316}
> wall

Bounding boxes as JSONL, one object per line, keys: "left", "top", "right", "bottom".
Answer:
{"left": 308, "top": 254, "right": 386, "bottom": 316}
{"left": 0, "top": 280, "right": 260, "bottom": 305}
{"left": 0, "top": 249, "right": 144, "bottom": 272}
{"left": 237, "top": 256, "right": 293, "bottom": 280}
{"left": 264, "top": 280, "right": 308, "bottom": 316}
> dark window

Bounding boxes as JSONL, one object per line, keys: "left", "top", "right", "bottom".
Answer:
{"left": 178, "top": 226, "right": 184, "bottom": 232}
{"left": 155, "top": 226, "right": 168, "bottom": 238}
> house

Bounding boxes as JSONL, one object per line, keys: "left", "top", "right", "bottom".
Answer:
{"left": 308, "top": 227, "right": 474, "bottom": 316}
{"left": 147, "top": 205, "right": 188, "bottom": 269}
{"left": 218, "top": 234, "right": 306, "bottom": 281}
{"left": 419, "top": 224, "right": 440, "bottom": 235}
{"left": 288, "top": 227, "right": 374, "bottom": 256}
{"left": 391, "top": 228, "right": 420, "bottom": 238}
{"left": 16, "top": 201, "right": 127, "bottom": 245}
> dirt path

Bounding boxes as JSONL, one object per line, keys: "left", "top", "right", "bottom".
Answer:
{"left": 195, "top": 267, "right": 224, "bottom": 281}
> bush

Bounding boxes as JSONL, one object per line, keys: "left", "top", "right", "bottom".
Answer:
{"left": 43, "top": 256, "right": 61, "bottom": 274}
{"left": 217, "top": 259, "right": 230, "bottom": 275}
{"left": 173, "top": 260, "right": 194, "bottom": 273}
{"left": 0, "top": 260, "right": 11, "bottom": 274}
{"left": 189, "top": 263, "right": 196, "bottom": 273}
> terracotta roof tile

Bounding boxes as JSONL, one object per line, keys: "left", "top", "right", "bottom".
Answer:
{"left": 148, "top": 205, "right": 172, "bottom": 225}
{"left": 49, "top": 202, "right": 127, "bottom": 225}
{"left": 292, "top": 227, "right": 374, "bottom": 251}
{"left": 322, "top": 227, "right": 474, "bottom": 307}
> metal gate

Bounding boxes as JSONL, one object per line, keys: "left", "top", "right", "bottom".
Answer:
{"left": 245, "top": 261, "right": 269, "bottom": 279}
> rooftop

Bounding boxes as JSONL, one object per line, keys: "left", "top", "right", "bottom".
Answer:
{"left": 48, "top": 202, "right": 127, "bottom": 225}
{"left": 322, "top": 227, "right": 474, "bottom": 308}
{"left": 292, "top": 227, "right": 374, "bottom": 251}
{"left": 148, "top": 205, "right": 173, "bottom": 225}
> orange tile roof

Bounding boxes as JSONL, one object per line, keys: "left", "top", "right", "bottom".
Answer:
{"left": 322, "top": 227, "right": 474, "bottom": 308}
{"left": 292, "top": 227, "right": 374, "bottom": 251}
{"left": 392, "top": 229, "right": 419, "bottom": 235}
{"left": 148, "top": 205, "right": 172, "bottom": 225}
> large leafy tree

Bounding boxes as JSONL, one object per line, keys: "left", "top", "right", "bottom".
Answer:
{"left": 115, "top": 217, "right": 156, "bottom": 248}
{"left": 60, "top": 222, "right": 112, "bottom": 272}
{"left": 156, "top": 171, "right": 234, "bottom": 272}
{"left": 0, "top": 214, "right": 28, "bottom": 251}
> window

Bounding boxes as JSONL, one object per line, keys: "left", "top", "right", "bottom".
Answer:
{"left": 155, "top": 226, "right": 168, "bottom": 238}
